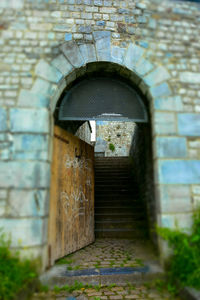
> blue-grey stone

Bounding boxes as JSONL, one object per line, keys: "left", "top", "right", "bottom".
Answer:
{"left": 0, "top": 161, "right": 50, "bottom": 188}
{"left": 154, "top": 112, "right": 176, "bottom": 135}
{"left": 178, "top": 114, "right": 200, "bottom": 136}
{"left": 51, "top": 54, "right": 74, "bottom": 77}
{"left": 93, "top": 31, "right": 111, "bottom": 40}
{"left": 135, "top": 59, "right": 154, "bottom": 76}
{"left": 111, "top": 46, "right": 126, "bottom": 64}
{"left": 18, "top": 90, "right": 49, "bottom": 108}
{"left": 31, "top": 78, "right": 56, "bottom": 98}
{"left": 35, "top": 59, "right": 63, "bottom": 83}
{"left": 96, "top": 20, "right": 105, "bottom": 26}
{"left": 155, "top": 137, "right": 187, "bottom": 158}
{"left": 125, "top": 16, "right": 136, "bottom": 24}
{"left": 93, "top": 31, "right": 111, "bottom": 61}
{"left": 12, "top": 134, "right": 49, "bottom": 160}
{"left": 180, "top": 72, "right": 200, "bottom": 84}
{"left": 79, "top": 43, "right": 96, "bottom": 63}
{"left": 150, "top": 82, "right": 171, "bottom": 98}
{"left": 11, "top": 22, "right": 27, "bottom": 30}
{"left": 10, "top": 108, "right": 49, "bottom": 133}
{"left": 0, "top": 108, "right": 7, "bottom": 132}
{"left": 138, "top": 16, "right": 147, "bottom": 23}
{"left": 65, "top": 33, "right": 72, "bottom": 41}
{"left": 154, "top": 96, "right": 183, "bottom": 111}
{"left": 124, "top": 43, "right": 145, "bottom": 70}
{"left": 78, "top": 25, "right": 92, "bottom": 33}
{"left": 8, "top": 189, "right": 49, "bottom": 217}
{"left": 94, "top": 0, "right": 102, "bottom": 5}
{"left": 137, "top": 41, "right": 149, "bottom": 48}
{"left": 158, "top": 185, "right": 191, "bottom": 214}
{"left": 0, "top": 0, "right": 24, "bottom": 8}
{"left": 0, "top": 218, "right": 45, "bottom": 247}
{"left": 60, "top": 41, "right": 84, "bottom": 68}
{"left": 160, "top": 214, "right": 193, "bottom": 231}
{"left": 158, "top": 160, "right": 200, "bottom": 184}
{"left": 148, "top": 19, "right": 156, "bottom": 29}
{"left": 118, "top": 8, "right": 129, "bottom": 14}
{"left": 144, "top": 66, "right": 170, "bottom": 86}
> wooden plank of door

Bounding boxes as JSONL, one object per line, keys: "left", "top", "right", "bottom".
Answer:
{"left": 48, "top": 125, "right": 95, "bottom": 266}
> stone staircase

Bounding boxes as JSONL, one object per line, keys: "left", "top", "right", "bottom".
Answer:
{"left": 94, "top": 157, "right": 148, "bottom": 239}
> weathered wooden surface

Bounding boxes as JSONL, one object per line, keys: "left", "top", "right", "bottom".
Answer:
{"left": 48, "top": 125, "right": 94, "bottom": 266}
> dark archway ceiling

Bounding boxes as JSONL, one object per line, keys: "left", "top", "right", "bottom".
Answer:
{"left": 59, "top": 77, "right": 148, "bottom": 122}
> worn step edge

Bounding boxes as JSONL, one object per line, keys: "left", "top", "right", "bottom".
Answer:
{"left": 40, "top": 263, "right": 164, "bottom": 287}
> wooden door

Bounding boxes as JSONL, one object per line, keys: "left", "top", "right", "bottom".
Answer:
{"left": 48, "top": 125, "right": 95, "bottom": 266}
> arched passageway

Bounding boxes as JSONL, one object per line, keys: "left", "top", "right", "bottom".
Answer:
{"left": 48, "top": 62, "right": 155, "bottom": 267}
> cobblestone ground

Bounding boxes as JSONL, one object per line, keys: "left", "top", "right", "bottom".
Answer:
{"left": 32, "top": 284, "right": 180, "bottom": 300}
{"left": 32, "top": 239, "right": 181, "bottom": 299}
{"left": 55, "top": 239, "right": 157, "bottom": 270}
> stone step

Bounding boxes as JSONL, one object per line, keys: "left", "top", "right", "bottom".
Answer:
{"left": 95, "top": 228, "right": 147, "bottom": 239}
{"left": 95, "top": 220, "right": 146, "bottom": 230}
{"left": 95, "top": 207, "right": 144, "bottom": 214}
{"left": 95, "top": 212, "right": 146, "bottom": 221}
{"left": 41, "top": 263, "right": 164, "bottom": 287}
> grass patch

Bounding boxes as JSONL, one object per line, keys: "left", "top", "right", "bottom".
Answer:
{"left": 0, "top": 230, "right": 38, "bottom": 300}
{"left": 157, "top": 208, "right": 200, "bottom": 294}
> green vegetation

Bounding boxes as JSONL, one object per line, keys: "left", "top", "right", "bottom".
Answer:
{"left": 157, "top": 208, "right": 200, "bottom": 294}
{"left": 54, "top": 281, "right": 94, "bottom": 293}
{"left": 0, "top": 230, "right": 38, "bottom": 300}
{"left": 109, "top": 143, "right": 115, "bottom": 152}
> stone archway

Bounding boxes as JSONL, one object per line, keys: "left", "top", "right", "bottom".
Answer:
{"left": 15, "top": 37, "right": 174, "bottom": 269}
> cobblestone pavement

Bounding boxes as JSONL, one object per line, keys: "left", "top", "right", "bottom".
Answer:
{"left": 32, "top": 239, "right": 181, "bottom": 299}
{"left": 55, "top": 239, "right": 157, "bottom": 270}
{"left": 32, "top": 284, "right": 180, "bottom": 300}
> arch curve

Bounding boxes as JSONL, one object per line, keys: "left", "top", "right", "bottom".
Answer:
{"left": 18, "top": 38, "right": 172, "bottom": 115}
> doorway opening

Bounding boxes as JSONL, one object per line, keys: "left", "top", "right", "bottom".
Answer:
{"left": 48, "top": 62, "right": 156, "bottom": 267}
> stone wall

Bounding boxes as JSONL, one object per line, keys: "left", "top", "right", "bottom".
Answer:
{"left": 75, "top": 121, "right": 92, "bottom": 145}
{"left": 95, "top": 121, "right": 136, "bottom": 156}
{"left": 0, "top": 0, "right": 200, "bottom": 268}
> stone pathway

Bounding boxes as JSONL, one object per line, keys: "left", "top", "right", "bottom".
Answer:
{"left": 55, "top": 239, "right": 156, "bottom": 270}
{"left": 32, "top": 283, "right": 180, "bottom": 299}
{"left": 33, "top": 239, "right": 181, "bottom": 300}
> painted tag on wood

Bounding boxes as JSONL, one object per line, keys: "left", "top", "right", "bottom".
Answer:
{"left": 48, "top": 125, "right": 95, "bottom": 266}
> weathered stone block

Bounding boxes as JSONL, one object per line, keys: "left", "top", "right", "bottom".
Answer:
{"left": 155, "top": 137, "right": 187, "bottom": 158}
{"left": 178, "top": 114, "right": 200, "bottom": 136}
{"left": 154, "top": 96, "right": 183, "bottom": 111}
{"left": 8, "top": 189, "right": 49, "bottom": 217}
{"left": 124, "top": 43, "right": 145, "bottom": 71}
{"left": 93, "top": 31, "right": 111, "bottom": 61}
{"left": 12, "top": 134, "right": 49, "bottom": 160}
{"left": 0, "top": 108, "right": 7, "bottom": 132}
{"left": 79, "top": 44, "right": 97, "bottom": 63}
{"left": 154, "top": 112, "right": 176, "bottom": 135}
{"left": 60, "top": 41, "right": 84, "bottom": 68}
{"left": 31, "top": 78, "right": 56, "bottom": 98}
{"left": 51, "top": 54, "right": 74, "bottom": 77}
{"left": 180, "top": 72, "right": 200, "bottom": 84}
{"left": 111, "top": 46, "right": 126, "bottom": 64}
{"left": 10, "top": 108, "right": 49, "bottom": 133}
{"left": 35, "top": 60, "right": 63, "bottom": 83}
{"left": 0, "top": 0, "right": 23, "bottom": 8}
{"left": 157, "top": 184, "right": 191, "bottom": 213}
{"left": 160, "top": 213, "right": 193, "bottom": 233}
{"left": 158, "top": 160, "right": 200, "bottom": 184}
{"left": 192, "top": 185, "right": 200, "bottom": 195}
{"left": 0, "top": 218, "right": 46, "bottom": 247}
{"left": 135, "top": 59, "right": 154, "bottom": 76}
{"left": 144, "top": 66, "right": 170, "bottom": 86}
{"left": 0, "top": 161, "right": 50, "bottom": 188}
{"left": 18, "top": 90, "right": 49, "bottom": 108}
{"left": 150, "top": 82, "right": 171, "bottom": 98}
